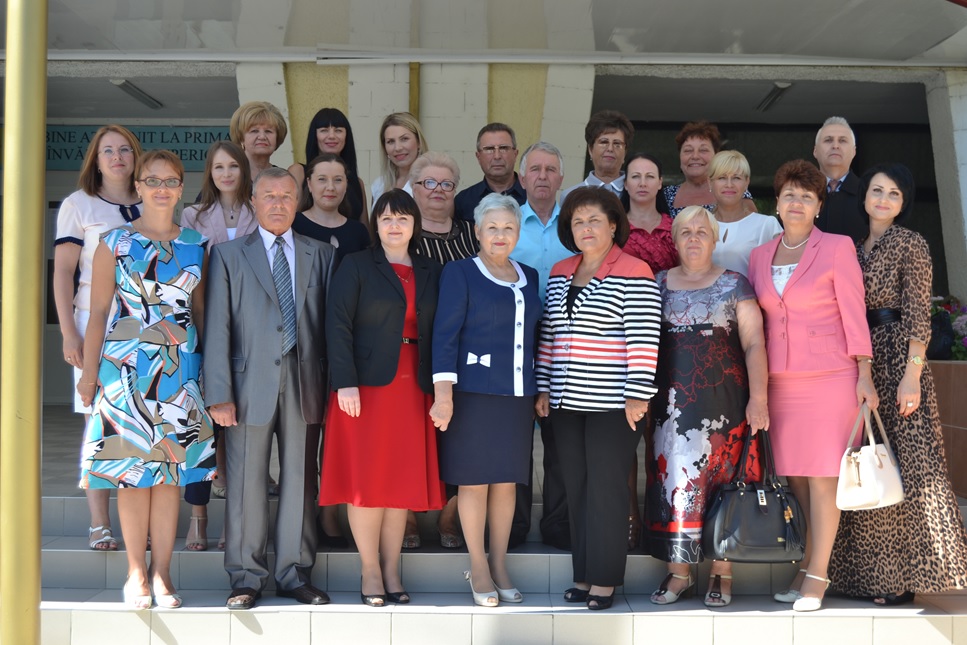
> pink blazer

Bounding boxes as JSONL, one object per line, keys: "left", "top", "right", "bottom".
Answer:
{"left": 180, "top": 202, "right": 258, "bottom": 250}
{"left": 747, "top": 226, "right": 872, "bottom": 374}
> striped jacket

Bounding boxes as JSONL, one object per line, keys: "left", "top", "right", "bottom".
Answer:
{"left": 536, "top": 244, "right": 661, "bottom": 411}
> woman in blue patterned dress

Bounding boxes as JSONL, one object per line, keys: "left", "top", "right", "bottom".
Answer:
{"left": 78, "top": 150, "right": 215, "bottom": 609}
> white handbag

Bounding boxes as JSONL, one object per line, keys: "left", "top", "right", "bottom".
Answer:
{"left": 835, "top": 404, "right": 904, "bottom": 511}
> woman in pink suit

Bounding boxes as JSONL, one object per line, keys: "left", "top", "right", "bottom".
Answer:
{"left": 747, "top": 159, "right": 877, "bottom": 612}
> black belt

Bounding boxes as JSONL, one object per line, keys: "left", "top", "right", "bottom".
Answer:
{"left": 401, "top": 337, "right": 418, "bottom": 344}
{"left": 867, "top": 308, "right": 901, "bottom": 328}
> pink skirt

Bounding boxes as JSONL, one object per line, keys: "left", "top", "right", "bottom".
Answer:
{"left": 768, "top": 369, "right": 860, "bottom": 476}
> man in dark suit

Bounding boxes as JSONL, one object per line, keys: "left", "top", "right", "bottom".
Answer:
{"left": 813, "top": 116, "right": 867, "bottom": 243}
{"left": 204, "top": 167, "right": 336, "bottom": 610}
{"left": 453, "top": 123, "right": 526, "bottom": 222}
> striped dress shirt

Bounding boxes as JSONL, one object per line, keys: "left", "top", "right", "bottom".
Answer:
{"left": 536, "top": 244, "right": 661, "bottom": 411}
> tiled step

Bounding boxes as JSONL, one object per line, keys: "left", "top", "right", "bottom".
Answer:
{"left": 39, "top": 590, "right": 967, "bottom": 645}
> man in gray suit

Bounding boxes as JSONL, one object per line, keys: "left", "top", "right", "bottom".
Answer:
{"left": 204, "top": 167, "right": 336, "bottom": 609}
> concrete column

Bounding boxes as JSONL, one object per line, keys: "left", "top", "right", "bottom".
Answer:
{"left": 926, "top": 70, "right": 967, "bottom": 298}
{"left": 348, "top": 65, "right": 412, "bottom": 193}
{"left": 236, "top": 62, "right": 294, "bottom": 168}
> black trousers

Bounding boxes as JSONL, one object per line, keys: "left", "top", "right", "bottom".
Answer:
{"left": 551, "top": 407, "right": 641, "bottom": 587}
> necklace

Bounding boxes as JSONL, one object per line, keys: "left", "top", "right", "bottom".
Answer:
{"left": 780, "top": 235, "right": 809, "bottom": 250}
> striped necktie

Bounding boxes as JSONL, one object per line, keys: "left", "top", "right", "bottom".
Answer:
{"left": 273, "top": 237, "right": 297, "bottom": 354}
{"left": 828, "top": 178, "right": 840, "bottom": 193}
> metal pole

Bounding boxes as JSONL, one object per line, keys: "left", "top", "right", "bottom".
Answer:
{"left": 1, "top": 0, "right": 48, "bottom": 643}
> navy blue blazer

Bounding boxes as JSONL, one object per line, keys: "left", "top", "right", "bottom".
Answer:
{"left": 432, "top": 257, "right": 542, "bottom": 397}
{"left": 326, "top": 245, "right": 441, "bottom": 393}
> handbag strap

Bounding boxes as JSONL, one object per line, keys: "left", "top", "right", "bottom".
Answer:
{"left": 845, "top": 403, "right": 870, "bottom": 448}
{"left": 731, "top": 427, "right": 755, "bottom": 486}
{"left": 865, "top": 406, "right": 898, "bottom": 464}
{"left": 758, "top": 430, "right": 781, "bottom": 487}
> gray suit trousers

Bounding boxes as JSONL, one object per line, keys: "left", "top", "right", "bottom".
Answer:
{"left": 224, "top": 352, "right": 320, "bottom": 592}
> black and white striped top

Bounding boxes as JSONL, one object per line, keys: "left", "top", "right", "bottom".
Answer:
{"left": 416, "top": 218, "right": 478, "bottom": 265}
{"left": 536, "top": 244, "right": 661, "bottom": 411}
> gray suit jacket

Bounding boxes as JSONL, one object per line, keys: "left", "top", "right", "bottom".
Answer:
{"left": 203, "top": 229, "right": 336, "bottom": 426}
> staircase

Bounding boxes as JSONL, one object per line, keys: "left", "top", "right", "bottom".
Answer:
{"left": 37, "top": 406, "right": 967, "bottom": 644}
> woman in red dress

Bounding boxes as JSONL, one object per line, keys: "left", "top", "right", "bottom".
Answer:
{"left": 320, "top": 189, "right": 446, "bottom": 607}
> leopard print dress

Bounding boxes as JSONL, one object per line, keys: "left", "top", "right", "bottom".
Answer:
{"left": 829, "top": 225, "right": 967, "bottom": 596}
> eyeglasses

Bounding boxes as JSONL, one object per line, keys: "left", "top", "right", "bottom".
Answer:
{"left": 479, "top": 145, "right": 515, "bottom": 156}
{"left": 416, "top": 178, "right": 456, "bottom": 192}
{"left": 99, "top": 146, "right": 135, "bottom": 157}
{"left": 594, "top": 138, "right": 625, "bottom": 150}
{"left": 139, "top": 177, "right": 183, "bottom": 188}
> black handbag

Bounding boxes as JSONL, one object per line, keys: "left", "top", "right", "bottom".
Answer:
{"left": 701, "top": 430, "right": 806, "bottom": 563}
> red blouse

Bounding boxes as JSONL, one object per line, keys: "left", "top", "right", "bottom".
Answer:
{"left": 622, "top": 213, "right": 679, "bottom": 274}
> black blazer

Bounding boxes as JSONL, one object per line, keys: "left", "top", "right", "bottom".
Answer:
{"left": 815, "top": 171, "right": 867, "bottom": 244}
{"left": 326, "top": 245, "right": 442, "bottom": 393}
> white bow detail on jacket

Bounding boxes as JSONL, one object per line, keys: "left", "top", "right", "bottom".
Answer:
{"left": 466, "top": 352, "right": 492, "bottom": 367}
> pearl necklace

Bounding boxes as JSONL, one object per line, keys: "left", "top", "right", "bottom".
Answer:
{"left": 780, "top": 235, "right": 809, "bottom": 250}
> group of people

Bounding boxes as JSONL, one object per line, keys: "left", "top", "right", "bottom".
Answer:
{"left": 54, "top": 103, "right": 967, "bottom": 613}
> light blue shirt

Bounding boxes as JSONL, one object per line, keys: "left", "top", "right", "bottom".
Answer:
{"left": 510, "top": 201, "right": 576, "bottom": 301}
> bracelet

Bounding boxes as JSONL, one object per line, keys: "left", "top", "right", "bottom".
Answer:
{"left": 856, "top": 357, "right": 873, "bottom": 364}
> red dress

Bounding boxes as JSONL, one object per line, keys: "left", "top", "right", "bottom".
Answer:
{"left": 319, "top": 264, "right": 446, "bottom": 510}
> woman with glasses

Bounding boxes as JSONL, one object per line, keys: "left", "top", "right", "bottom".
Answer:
{"left": 405, "top": 151, "right": 478, "bottom": 550}
{"left": 77, "top": 149, "right": 215, "bottom": 609}
{"left": 561, "top": 110, "right": 634, "bottom": 200}
{"left": 53, "top": 124, "right": 143, "bottom": 554}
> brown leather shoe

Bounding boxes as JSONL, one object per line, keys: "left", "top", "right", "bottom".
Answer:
{"left": 226, "top": 587, "right": 261, "bottom": 610}
{"left": 277, "top": 584, "right": 330, "bottom": 605}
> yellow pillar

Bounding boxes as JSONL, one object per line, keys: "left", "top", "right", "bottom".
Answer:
{"left": 1, "top": 0, "right": 48, "bottom": 643}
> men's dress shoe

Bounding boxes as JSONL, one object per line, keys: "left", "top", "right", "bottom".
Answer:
{"left": 278, "top": 584, "right": 331, "bottom": 605}
{"left": 226, "top": 588, "right": 261, "bottom": 610}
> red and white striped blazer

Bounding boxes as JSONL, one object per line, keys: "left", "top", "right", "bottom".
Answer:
{"left": 536, "top": 244, "right": 661, "bottom": 411}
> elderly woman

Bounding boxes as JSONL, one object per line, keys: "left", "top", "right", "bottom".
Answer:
{"left": 78, "top": 150, "right": 215, "bottom": 609}
{"left": 562, "top": 110, "right": 634, "bottom": 199}
{"left": 402, "top": 150, "right": 478, "bottom": 549}
{"left": 747, "top": 159, "right": 877, "bottom": 612}
{"left": 181, "top": 140, "right": 257, "bottom": 550}
{"left": 535, "top": 187, "right": 661, "bottom": 610}
{"left": 53, "top": 124, "right": 143, "bottom": 553}
{"left": 708, "top": 150, "right": 782, "bottom": 276}
{"left": 229, "top": 101, "right": 288, "bottom": 181}
{"left": 829, "top": 164, "right": 967, "bottom": 605}
{"left": 430, "top": 193, "right": 542, "bottom": 607}
{"left": 320, "top": 189, "right": 447, "bottom": 606}
{"left": 644, "top": 206, "right": 769, "bottom": 608}
{"left": 288, "top": 107, "right": 368, "bottom": 219}
{"left": 663, "top": 121, "right": 755, "bottom": 218}
{"left": 372, "top": 112, "right": 429, "bottom": 202}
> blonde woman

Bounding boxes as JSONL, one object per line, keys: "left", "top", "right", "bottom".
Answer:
{"left": 371, "top": 112, "right": 428, "bottom": 203}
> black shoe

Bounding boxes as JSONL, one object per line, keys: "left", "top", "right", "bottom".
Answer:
{"left": 226, "top": 587, "right": 261, "bottom": 610}
{"left": 386, "top": 590, "right": 411, "bottom": 604}
{"left": 873, "top": 591, "right": 916, "bottom": 606}
{"left": 563, "top": 587, "right": 590, "bottom": 603}
{"left": 277, "top": 584, "right": 330, "bottom": 605}
{"left": 587, "top": 591, "right": 615, "bottom": 611}
{"left": 361, "top": 591, "right": 387, "bottom": 607}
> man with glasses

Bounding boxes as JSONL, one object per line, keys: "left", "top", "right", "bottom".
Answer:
{"left": 561, "top": 110, "right": 635, "bottom": 201}
{"left": 454, "top": 123, "right": 527, "bottom": 222}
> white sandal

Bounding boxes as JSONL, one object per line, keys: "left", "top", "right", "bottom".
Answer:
{"left": 650, "top": 572, "right": 694, "bottom": 605}
{"left": 88, "top": 525, "right": 118, "bottom": 551}
{"left": 704, "top": 574, "right": 733, "bottom": 607}
{"left": 793, "top": 574, "right": 831, "bottom": 612}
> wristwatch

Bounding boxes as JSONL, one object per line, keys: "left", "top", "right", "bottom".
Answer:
{"left": 906, "top": 355, "right": 926, "bottom": 366}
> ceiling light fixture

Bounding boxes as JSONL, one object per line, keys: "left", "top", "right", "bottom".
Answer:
{"left": 109, "top": 79, "right": 163, "bottom": 109}
{"left": 755, "top": 82, "right": 792, "bottom": 112}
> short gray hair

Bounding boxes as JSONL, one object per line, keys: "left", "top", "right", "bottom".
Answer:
{"left": 815, "top": 116, "right": 856, "bottom": 146}
{"left": 519, "top": 141, "right": 564, "bottom": 177}
{"left": 253, "top": 166, "right": 297, "bottom": 192}
{"left": 473, "top": 193, "right": 523, "bottom": 228}
{"left": 408, "top": 151, "right": 461, "bottom": 188}
{"left": 672, "top": 205, "right": 719, "bottom": 243}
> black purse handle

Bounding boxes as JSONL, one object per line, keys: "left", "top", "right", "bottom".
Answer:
{"left": 731, "top": 428, "right": 779, "bottom": 487}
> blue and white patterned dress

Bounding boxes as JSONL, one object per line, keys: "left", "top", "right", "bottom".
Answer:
{"left": 80, "top": 226, "right": 215, "bottom": 489}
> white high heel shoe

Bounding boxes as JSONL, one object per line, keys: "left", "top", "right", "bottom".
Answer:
{"left": 465, "top": 571, "right": 498, "bottom": 607}
{"left": 793, "top": 574, "right": 831, "bottom": 612}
